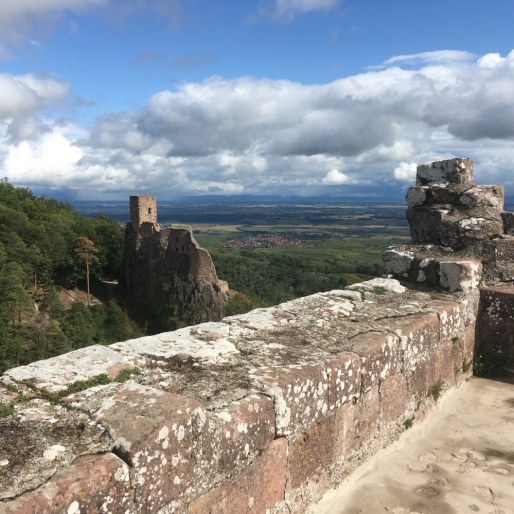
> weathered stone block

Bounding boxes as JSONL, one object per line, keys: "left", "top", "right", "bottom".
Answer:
{"left": 211, "top": 395, "right": 275, "bottom": 473}
{"left": 393, "top": 313, "right": 440, "bottom": 370}
{"left": 427, "top": 300, "right": 462, "bottom": 342}
{"left": 407, "top": 207, "right": 504, "bottom": 248}
{"left": 90, "top": 383, "right": 208, "bottom": 513}
{"left": 382, "top": 248, "right": 414, "bottom": 278}
{"left": 502, "top": 212, "right": 514, "bottom": 234}
{"left": 4, "top": 345, "right": 136, "bottom": 392}
{"left": 428, "top": 341, "right": 455, "bottom": 388}
{"left": 379, "top": 373, "right": 408, "bottom": 424}
{"left": 487, "top": 238, "right": 514, "bottom": 282}
{"left": 1, "top": 453, "right": 132, "bottom": 514}
{"left": 416, "top": 158, "right": 473, "bottom": 186}
{"left": 187, "top": 438, "right": 287, "bottom": 514}
{"left": 326, "top": 353, "right": 361, "bottom": 410}
{"left": 349, "top": 332, "right": 400, "bottom": 393}
{"left": 252, "top": 364, "right": 327, "bottom": 437}
{"left": 287, "top": 416, "right": 337, "bottom": 489}
{"left": 459, "top": 185, "right": 504, "bottom": 209}
{"left": 478, "top": 287, "right": 514, "bottom": 358}
{"left": 438, "top": 260, "right": 482, "bottom": 292}
{"left": 341, "top": 385, "right": 379, "bottom": 457}
{"left": 407, "top": 358, "right": 429, "bottom": 402}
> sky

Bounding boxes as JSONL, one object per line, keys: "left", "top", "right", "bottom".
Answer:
{"left": 2, "top": 0, "right": 514, "bottom": 202}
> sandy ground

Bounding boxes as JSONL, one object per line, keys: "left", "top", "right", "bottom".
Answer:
{"left": 311, "top": 376, "right": 514, "bottom": 514}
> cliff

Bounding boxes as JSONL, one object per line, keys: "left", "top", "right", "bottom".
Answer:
{"left": 122, "top": 195, "right": 228, "bottom": 327}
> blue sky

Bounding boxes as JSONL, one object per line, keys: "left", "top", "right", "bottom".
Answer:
{"left": 2, "top": 0, "right": 514, "bottom": 201}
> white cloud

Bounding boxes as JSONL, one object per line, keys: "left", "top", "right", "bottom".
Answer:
{"left": 393, "top": 162, "right": 417, "bottom": 182}
{"left": 373, "top": 50, "right": 476, "bottom": 70}
{"left": 322, "top": 169, "right": 350, "bottom": 185}
{"left": 3, "top": 50, "right": 514, "bottom": 199}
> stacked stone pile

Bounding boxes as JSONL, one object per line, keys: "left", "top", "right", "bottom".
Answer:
{"left": 384, "top": 158, "right": 514, "bottom": 290}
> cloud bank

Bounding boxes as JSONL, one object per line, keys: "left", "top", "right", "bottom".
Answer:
{"left": 2, "top": 50, "right": 514, "bottom": 199}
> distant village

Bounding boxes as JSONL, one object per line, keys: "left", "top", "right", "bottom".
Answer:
{"left": 224, "top": 231, "right": 327, "bottom": 248}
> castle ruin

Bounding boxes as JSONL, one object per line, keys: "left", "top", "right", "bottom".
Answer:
{"left": 122, "top": 195, "right": 228, "bottom": 327}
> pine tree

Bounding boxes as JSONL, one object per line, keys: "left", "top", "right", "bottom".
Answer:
{"left": 74, "top": 236, "right": 99, "bottom": 307}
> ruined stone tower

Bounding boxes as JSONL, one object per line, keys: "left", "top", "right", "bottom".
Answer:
{"left": 122, "top": 196, "right": 228, "bottom": 328}
{"left": 129, "top": 195, "right": 158, "bottom": 229}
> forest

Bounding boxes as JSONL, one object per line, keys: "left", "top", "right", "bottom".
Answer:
{"left": 0, "top": 179, "right": 141, "bottom": 373}
{"left": 0, "top": 182, "right": 395, "bottom": 373}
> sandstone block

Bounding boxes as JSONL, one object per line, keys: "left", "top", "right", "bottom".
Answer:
{"left": 90, "top": 383, "right": 208, "bottom": 513}
{"left": 502, "top": 212, "right": 514, "bottom": 234}
{"left": 349, "top": 332, "right": 400, "bottom": 393}
{"left": 382, "top": 248, "right": 414, "bottom": 278}
{"left": 428, "top": 341, "right": 456, "bottom": 388}
{"left": 211, "top": 395, "right": 275, "bottom": 473}
{"left": 477, "top": 287, "right": 514, "bottom": 358}
{"left": 287, "top": 416, "right": 337, "bottom": 489}
{"left": 326, "top": 353, "right": 361, "bottom": 410}
{"left": 252, "top": 364, "right": 327, "bottom": 437}
{"left": 187, "top": 438, "right": 287, "bottom": 514}
{"left": 379, "top": 373, "right": 408, "bottom": 424}
{"left": 341, "top": 385, "right": 379, "bottom": 457}
{"left": 1, "top": 453, "right": 133, "bottom": 514}
{"left": 416, "top": 158, "right": 473, "bottom": 186}
{"left": 485, "top": 238, "right": 514, "bottom": 282}
{"left": 407, "top": 358, "right": 429, "bottom": 402}
{"left": 393, "top": 313, "right": 440, "bottom": 370}
{"left": 459, "top": 185, "right": 504, "bottom": 209}
{"left": 428, "top": 300, "right": 463, "bottom": 342}
{"left": 439, "top": 260, "right": 482, "bottom": 292}
{"left": 4, "top": 345, "right": 136, "bottom": 392}
{"left": 407, "top": 208, "right": 504, "bottom": 248}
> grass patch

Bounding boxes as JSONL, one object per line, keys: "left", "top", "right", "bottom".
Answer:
{"left": 114, "top": 368, "right": 141, "bottom": 383}
{"left": 0, "top": 404, "right": 14, "bottom": 417}
{"left": 427, "top": 380, "right": 444, "bottom": 401}
{"left": 403, "top": 417, "right": 414, "bottom": 429}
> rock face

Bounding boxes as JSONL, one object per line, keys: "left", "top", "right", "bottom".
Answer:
{"left": 122, "top": 195, "right": 228, "bottom": 326}
{"left": 385, "top": 158, "right": 514, "bottom": 289}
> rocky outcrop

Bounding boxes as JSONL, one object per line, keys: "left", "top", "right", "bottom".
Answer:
{"left": 384, "top": 158, "right": 514, "bottom": 290}
{"left": 122, "top": 196, "right": 228, "bottom": 327}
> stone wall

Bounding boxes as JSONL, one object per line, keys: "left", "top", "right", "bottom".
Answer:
{"left": 0, "top": 280, "right": 476, "bottom": 514}
{"left": 384, "top": 157, "right": 514, "bottom": 362}
{"left": 385, "top": 158, "right": 514, "bottom": 289}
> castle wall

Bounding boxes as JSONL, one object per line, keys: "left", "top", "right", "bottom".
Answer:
{"left": 1, "top": 281, "right": 477, "bottom": 513}
{"left": 477, "top": 286, "right": 514, "bottom": 359}
{"left": 123, "top": 197, "right": 227, "bottom": 325}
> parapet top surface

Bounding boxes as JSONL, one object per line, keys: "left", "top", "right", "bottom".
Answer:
{"left": 3, "top": 280, "right": 453, "bottom": 410}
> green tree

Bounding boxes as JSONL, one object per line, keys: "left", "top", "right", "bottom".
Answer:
{"left": 74, "top": 236, "right": 99, "bottom": 307}
{"left": 61, "top": 301, "right": 95, "bottom": 349}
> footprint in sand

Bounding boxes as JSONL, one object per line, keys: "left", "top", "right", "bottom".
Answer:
{"left": 473, "top": 485, "right": 495, "bottom": 503}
